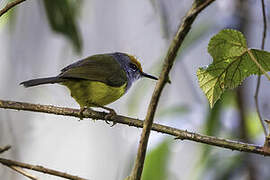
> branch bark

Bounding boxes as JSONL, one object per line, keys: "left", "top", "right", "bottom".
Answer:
{"left": 0, "top": 0, "right": 26, "bottom": 17}
{"left": 1, "top": 99, "right": 269, "bottom": 156}
{"left": 8, "top": 166, "right": 39, "bottom": 180}
{"left": 129, "top": 0, "right": 216, "bottom": 179}
{"left": 0, "top": 157, "right": 87, "bottom": 180}
{"left": 0, "top": 145, "right": 11, "bottom": 154}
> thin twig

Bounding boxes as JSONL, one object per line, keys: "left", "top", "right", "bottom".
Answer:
{"left": 0, "top": 0, "right": 26, "bottom": 17}
{"left": 129, "top": 1, "right": 216, "bottom": 179}
{"left": 260, "top": 0, "right": 267, "bottom": 50}
{"left": 255, "top": 76, "right": 267, "bottom": 135}
{"left": 8, "top": 166, "right": 39, "bottom": 180}
{"left": 0, "top": 99, "right": 270, "bottom": 156}
{"left": 0, "top": 145, "right": 11, "bottom": 154}
{"left": 0, "top": 157, "right": 87, "bottom": 180}
{"left": 254, "top": 0, "right": 268, "bottom": 136}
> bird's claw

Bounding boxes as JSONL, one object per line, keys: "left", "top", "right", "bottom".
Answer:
{"left": 81, "top": 104, "right": 117, "bottom": 126}
{"left": 104, "top": 108, "right": 117, "bottom": 127}
{"left": 79, "top": 106, "right": 88, "bottom": 120}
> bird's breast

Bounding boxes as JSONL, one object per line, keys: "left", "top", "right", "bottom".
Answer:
{"left": 61, "top": 80, "right": 127, "bottom": 107}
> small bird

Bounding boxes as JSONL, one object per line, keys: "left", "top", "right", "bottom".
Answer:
{"left": 20, "top": 52, "right": 158, "bottom": 121}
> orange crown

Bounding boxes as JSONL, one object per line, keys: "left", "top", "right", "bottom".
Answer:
{"left": 127, "top": 54, "right": 143, "bottom": 72}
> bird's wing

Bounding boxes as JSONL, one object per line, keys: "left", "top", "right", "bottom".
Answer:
{"left": 59, "top": 54, "right": 127, "bottom": 87}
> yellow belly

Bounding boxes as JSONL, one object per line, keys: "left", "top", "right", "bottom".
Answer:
{"left": 61, "top": 80, "right": 127, "bottom": 108}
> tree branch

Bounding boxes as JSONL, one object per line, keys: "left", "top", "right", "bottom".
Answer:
{"left": 0, "top": 0, "right": 26, "bottom": 17}
{"left": 8, "top": 166, "right": 38, "bottom": 180}
{"left": 1, "top": 100, "right": 269, "bottom": 156}
{"left": 260, "top": 0, "right": 267, "bottom": 50}
{"left": 0, "top": 157, "right": 87, "bottom": 180}
{"left": 254, "top": 0, "right": 268, "bottom": 136}
{"left": 129, "top": 0, "right": 216, "bottom": 179}
{"left": 0, "top": 145, "right": 11, "bottom": 154}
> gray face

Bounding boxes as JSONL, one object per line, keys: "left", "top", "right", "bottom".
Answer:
{"left": 111, "top": 52, "right": 141, "bottom": 90}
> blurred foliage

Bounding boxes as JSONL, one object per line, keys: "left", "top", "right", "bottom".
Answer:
{"left": 245, "top": 111, "right": 263, "bottom": 139}
{"left": 219, "top": 90, "right": 237, "bottom": 108}
{"left": 43, "top": 0, "right": 82, "bottom": 53}
{"left": 0, "top": 0, "right": 83, "bottom": 52}
{"left": 195, "top": 99, "right": 222, "bottom": 177}
{"left": 142, "top": 139, "right": 171, "bottom": 180}
{"left": 149, "top": 0, "right": 170, "bottom": 39}
{"left": 204, "top": 100, "right": 222, "bottom": 137}
{"left": 0, "top": 0, "right": 20, "bottom": 28}
{"left": 196, "top": 90, "right": 265, "bottom": 180}
{"left": 195, "top": 92, "right": 245, "bottom": 180}
{"left": 203, "top": 153, "right": 243, "bottom": 180}
{"left": 157, "top": 104, "right": 189, "bottom": 117}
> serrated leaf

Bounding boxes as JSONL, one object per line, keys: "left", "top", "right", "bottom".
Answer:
{"left": 197, "top": 29, "right": 270, "bottom": 107}
{"left": 208, "top": 29, "right": 247, "bottom": 60}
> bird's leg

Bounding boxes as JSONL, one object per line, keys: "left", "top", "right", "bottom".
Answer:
{"left": 93, "top": 104, "right": 117, "bottom": 127}
{"left": 104, "top": 106, "right": 117, "bottom": 127}
{"left": 79, "top": 106, "right": 87, "bottom": 120}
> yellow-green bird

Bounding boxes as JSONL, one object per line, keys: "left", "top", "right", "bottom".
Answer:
{"left": 20, "top": 52, "right": 158, "bottom": 118}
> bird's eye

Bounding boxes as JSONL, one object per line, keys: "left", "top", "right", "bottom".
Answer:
{"left": 129, "top": 63, "right": 138, "bottom": 71}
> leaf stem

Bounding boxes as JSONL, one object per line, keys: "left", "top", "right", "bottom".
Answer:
{"left": 247, "top": 49, "right": 270, "bottom": 81}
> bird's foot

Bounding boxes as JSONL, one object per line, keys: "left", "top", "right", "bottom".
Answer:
{"left": 104, "top": 107, "right": 117, "bottom": 127}
{"left": 79, "top": 106, "right": 88, "bottom": 120}
{"left": 94, "top": 105, "right": 117, "bottom": 127}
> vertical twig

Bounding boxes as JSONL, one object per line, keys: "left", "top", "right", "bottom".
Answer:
{"left": 128, "top": 1, "right": 216, "bottom": 179}
{"left": 255, "top": 0, "right": 267, "bottom": 136}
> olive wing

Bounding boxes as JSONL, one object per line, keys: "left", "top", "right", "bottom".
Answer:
{"left": 59, "top": 54, "right": 127, "bottom": 87}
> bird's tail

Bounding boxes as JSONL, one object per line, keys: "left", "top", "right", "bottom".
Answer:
{"left": 20, "top": 77, "right": 63, "bottom": 87}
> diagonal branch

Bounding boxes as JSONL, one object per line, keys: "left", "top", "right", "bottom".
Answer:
{"left": 0, "top": 0, "right": 26, "bottom": 17}
{"left": 0, "top": 157, "right": 87, "bottom": 180}
{"left": 0, "top": 145, "right": 11, "bottom": 154}
{"left": 8, "top": 166, "right": 39, "bottom": 180}
{"left": 129, "top": 0, "right": 216, "bottom": 179}
{"left": 1, "top": 100, "right": 269, "bottom": 156}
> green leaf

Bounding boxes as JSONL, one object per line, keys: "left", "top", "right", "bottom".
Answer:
{"left": 197, "top": 29, "right": 270, "bottom": 107}
{"left": 208, "top": 29, "right": 247, "bottom": 60}
{"left": 43, "top": 0, "right": 82, "bottom": 53}
{"left": 142, "top": 139, "right": 170, "bottom": 180}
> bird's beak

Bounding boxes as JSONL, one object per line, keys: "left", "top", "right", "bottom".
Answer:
{"left": 141, "top": 72, "right": 158, "bottom": 80}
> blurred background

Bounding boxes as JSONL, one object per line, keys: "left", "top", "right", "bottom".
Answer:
{"left": 0, "top": 0, "right": 270, "bottom": 179}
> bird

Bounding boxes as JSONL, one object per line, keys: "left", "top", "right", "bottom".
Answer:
{"left": 20, "top": 52, "right": 158, "bottom": 123}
